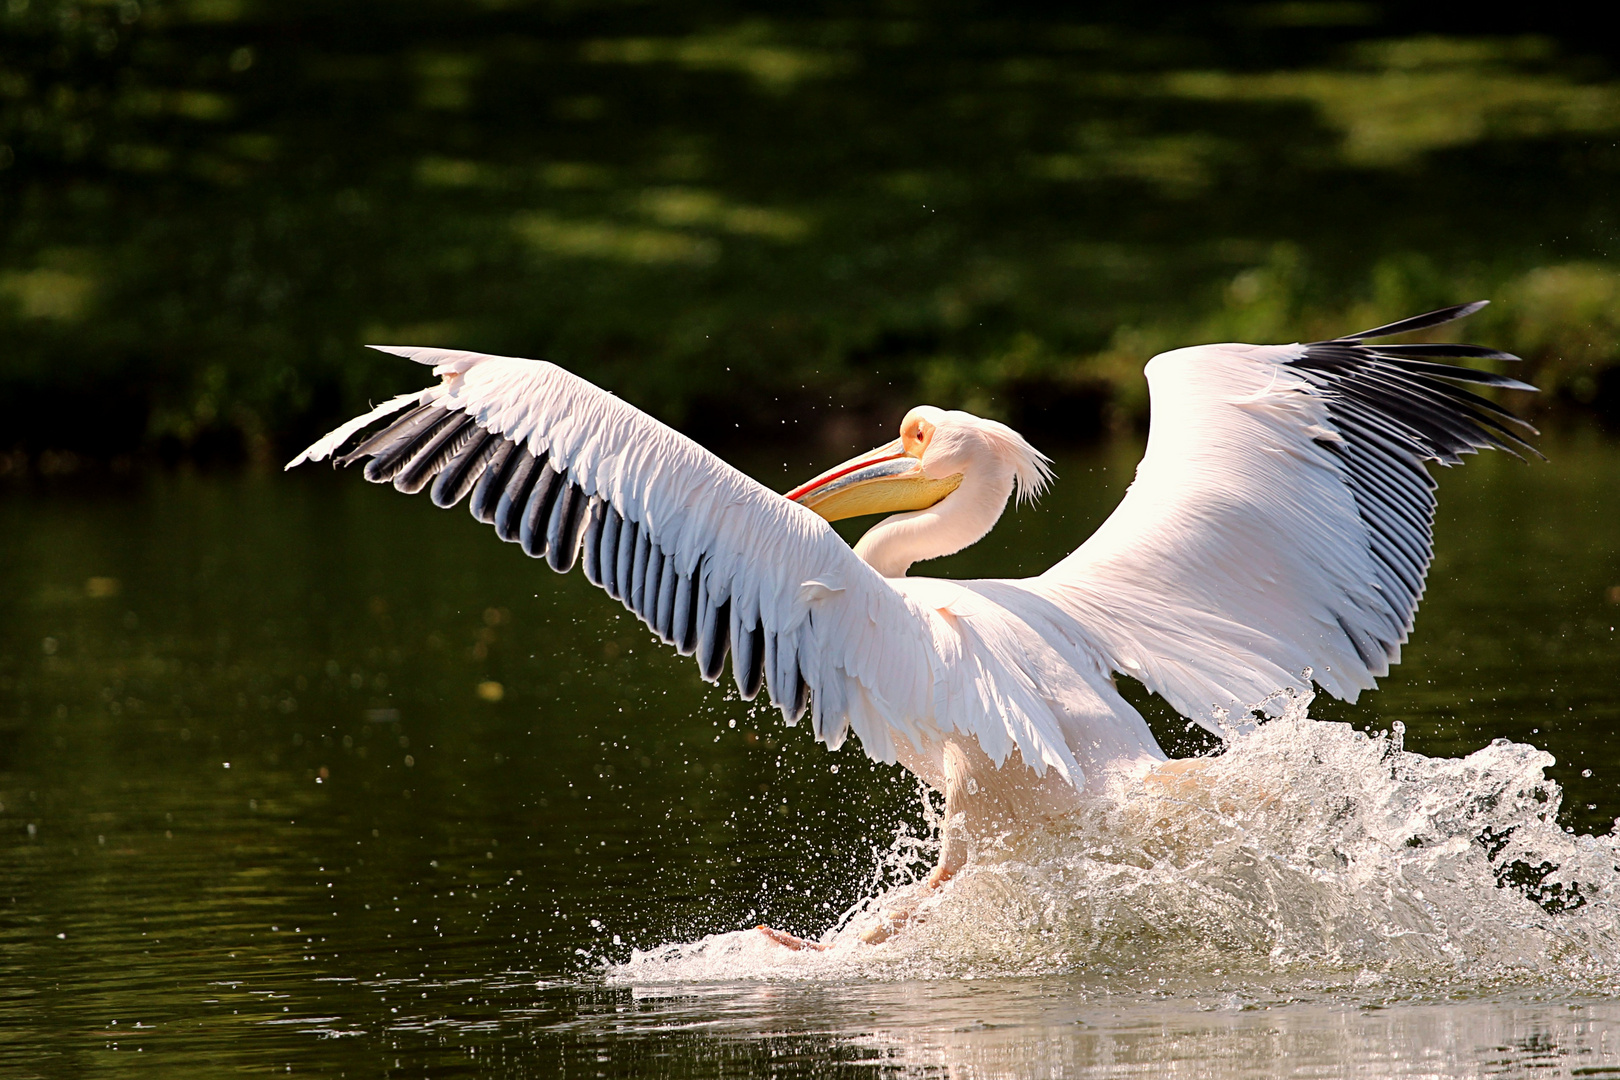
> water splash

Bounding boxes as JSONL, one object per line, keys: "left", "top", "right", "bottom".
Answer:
{"left": 614, "top": 694, "right": 1620, "bottom": 991}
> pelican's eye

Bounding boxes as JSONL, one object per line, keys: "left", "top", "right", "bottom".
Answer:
{"left": 902, "top": 417, "right": 934, "bottom": 457}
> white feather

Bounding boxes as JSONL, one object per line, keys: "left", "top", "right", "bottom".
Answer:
{"left": 1039, "top": 342, "right": 1419, "bottom": 733}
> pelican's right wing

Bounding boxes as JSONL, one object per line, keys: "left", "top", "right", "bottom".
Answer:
{"left": 1036, "top": 303, "right": 1536, "bottom": 733}
{"left": 287, "top": 348, "right": 1083, "bottom": 778}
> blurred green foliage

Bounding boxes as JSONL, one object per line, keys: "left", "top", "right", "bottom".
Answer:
{"left": 1, "top": 1, "right": 1617, "bottom": 464}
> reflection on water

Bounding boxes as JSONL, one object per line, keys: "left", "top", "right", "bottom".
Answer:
{"left": 608, "top": 984, "right": 1620, "bottom": 1078}
{"left": 2, "top": 435, "right": 1619, "bottom": 1074}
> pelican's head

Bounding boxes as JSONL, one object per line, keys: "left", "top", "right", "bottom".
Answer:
{"left": 788, "top": 407, "right": 1052, "bottom": 575}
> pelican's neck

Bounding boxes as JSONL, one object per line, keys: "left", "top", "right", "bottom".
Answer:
{"left": 854, "top": 467, "right": 1014, "bottom": 578}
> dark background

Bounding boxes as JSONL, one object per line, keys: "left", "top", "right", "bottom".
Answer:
{"left": 3, "top": 0, "right": 1618, "bottom": 467}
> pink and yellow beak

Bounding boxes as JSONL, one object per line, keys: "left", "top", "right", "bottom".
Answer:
{"left": 787, "top": 438, "right": 963, "bottom": 522}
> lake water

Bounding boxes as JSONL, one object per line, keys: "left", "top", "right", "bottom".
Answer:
{"left": 2, "top": 433, "right": 1618, "bottom": 1076}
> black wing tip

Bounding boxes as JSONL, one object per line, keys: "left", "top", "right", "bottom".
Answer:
{"left": 1371, "top": 343, "right": 1523, "bottom": 363}
{"left": 1338, "top": 301, "right": 1489, "bottom": 343}
{"left": 1294, "top": 300, "right": 1545, "bottom": 467}
{"left": 1478, "top": 374, "right": 1538, "bottom": 393}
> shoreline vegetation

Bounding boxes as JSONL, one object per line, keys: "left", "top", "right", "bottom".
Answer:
{"left": 2, "top": 2, "right": 1617, "bottom": 465}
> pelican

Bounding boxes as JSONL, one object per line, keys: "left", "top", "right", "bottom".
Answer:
{"left": 289, "top": 302, "right": 1535, "bottom": 945}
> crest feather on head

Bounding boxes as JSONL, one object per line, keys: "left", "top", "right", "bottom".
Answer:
{"left": 923, "top": 407, "right": 1053, "bottom": 506}
{"left": 973, "top": 416, "right": 1053, "bottom": 506}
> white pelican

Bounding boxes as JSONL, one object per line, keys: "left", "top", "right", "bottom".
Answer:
{"left": 289, "top": 302, "right": 1535, "bottom": 944}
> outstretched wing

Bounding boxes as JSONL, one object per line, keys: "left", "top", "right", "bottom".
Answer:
{"left": 1037, "top": 302, "right": 1536, "bottom": 732}
{"left": 288, "top": 348, "right": 1091, "bottom": 780}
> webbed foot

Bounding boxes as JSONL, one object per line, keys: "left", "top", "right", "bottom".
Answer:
{"left": 757, "top": 924, "right": 829, "bottom": 951}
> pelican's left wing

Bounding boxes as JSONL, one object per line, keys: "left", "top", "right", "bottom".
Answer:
{"left": 1035, "top": 303, "right": 1537, "bottom": 734}
{"left": 288, "top": 348, "right": 1083, "bottom": 778}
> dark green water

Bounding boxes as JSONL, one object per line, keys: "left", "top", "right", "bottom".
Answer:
{"left": 1, "top": 433, "right": 1617, "bottom": 1075}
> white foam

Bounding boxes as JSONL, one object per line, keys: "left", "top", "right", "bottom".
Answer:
{"left": 614, "top": 699, "right": 1620, "bottom": 992}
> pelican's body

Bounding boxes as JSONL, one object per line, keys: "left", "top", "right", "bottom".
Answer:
{"left": 290, "top": 303, "right": 1535, "bottom": 940}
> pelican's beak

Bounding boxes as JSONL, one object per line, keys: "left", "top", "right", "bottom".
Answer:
{"left": 786, "top": 439, "right": 963, "bottom": 522}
